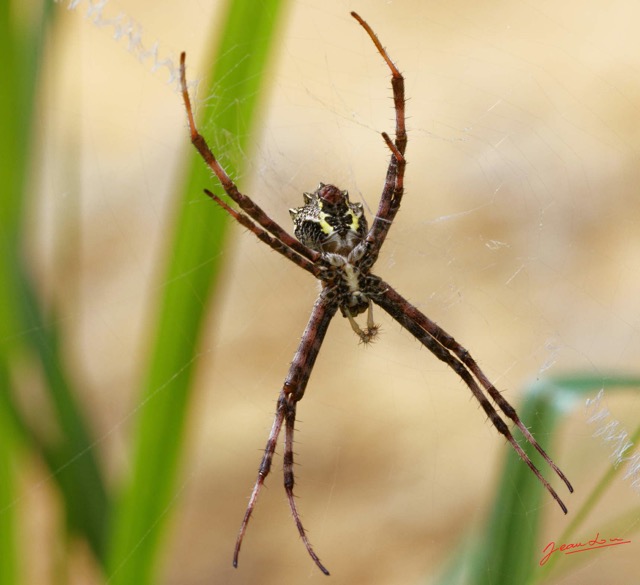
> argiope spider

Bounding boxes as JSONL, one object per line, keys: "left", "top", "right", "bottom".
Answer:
{"left": 180, "top": 11, "right": 573, "bottom": 576}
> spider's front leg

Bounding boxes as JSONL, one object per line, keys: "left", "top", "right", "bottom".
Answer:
{"left": 179, "top": 52, "right": 319, "bottom": 265}
{"left": 351, "top": 12, "right": 407, "bottom": 260}
{"left": 233, "top": 290, "right": 338, "bottom": 576}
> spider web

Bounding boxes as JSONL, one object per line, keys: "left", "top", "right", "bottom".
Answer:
{"left": 20, "top": 1, "right": 640, "bottom": 584}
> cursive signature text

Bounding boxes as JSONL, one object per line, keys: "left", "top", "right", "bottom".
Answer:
{"left": 539, "top": 532, "right": 631, "bottom": 566}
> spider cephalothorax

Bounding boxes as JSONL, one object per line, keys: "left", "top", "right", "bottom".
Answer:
{"left": 320, "top": 250, "right": 383, "bottom": 344}
{"left": 180, "top": 10, "right": 572, "bottom": 577}
{"left": 289, "top": 183, "right": 367, "bottom": 255}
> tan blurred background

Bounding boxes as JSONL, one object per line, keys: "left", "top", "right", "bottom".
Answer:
{"left": 30, "top": 0, "right": 640, "bottom": 583}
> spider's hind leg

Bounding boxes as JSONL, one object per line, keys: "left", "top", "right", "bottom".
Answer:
{"left": 234, "top": 291, "right": 337, "bottom": 575}
{"left": 233, "top": 393, "right": 286, "bottom": 569}
{"left": 283, "top": 397, "right": 330, "bottom": 575}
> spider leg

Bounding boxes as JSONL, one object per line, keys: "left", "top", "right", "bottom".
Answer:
{"left": 234, "top": 291, "right": 338, "bottom": 575}
{"left": 373, "top": 282, "right": 572, "bottom": 513}
{"left": 204, "top": 189, "right": 321, "bottom": 277}
{"left": 351, "top": 13, "right": 407, "bottom": 258}
{"left": 233, "top": 392, "right": 286, "bottom": 568}
{"left": 283, "top": 396, "right": 330, "bottom": 575}
{"left": 405, "top": 301, "right": 574, "bottom": 494}
{"left": 179, "top": 53, "right": 319, "bottom": 265}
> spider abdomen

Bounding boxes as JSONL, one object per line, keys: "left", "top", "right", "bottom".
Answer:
{"left": 289, "top": 183, "right": 368, "bottom": 255}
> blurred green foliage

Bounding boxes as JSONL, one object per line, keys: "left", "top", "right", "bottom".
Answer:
{"left": 2, "top": 2, "right": 638, "bottom": 584}
{"left": 0, "top": 0, "right": 288, "bottom": 583}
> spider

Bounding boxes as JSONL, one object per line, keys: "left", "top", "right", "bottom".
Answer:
{"left": 179, "top": 11, "right": 573, "bottom": 576}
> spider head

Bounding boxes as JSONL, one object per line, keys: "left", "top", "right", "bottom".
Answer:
{"left": 289, "top": 183, "right": 368, "bottom": 255}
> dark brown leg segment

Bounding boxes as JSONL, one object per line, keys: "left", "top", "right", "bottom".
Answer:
{"left": 233, "top": 291, "right": 338, "bottom": 574}
{"left": 374, "top": 282, "right": 572, "bottom": 512}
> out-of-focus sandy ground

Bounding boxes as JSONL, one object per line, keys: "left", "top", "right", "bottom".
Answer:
{"left": 28, "top": 0, "right": 640, "bottom": 583}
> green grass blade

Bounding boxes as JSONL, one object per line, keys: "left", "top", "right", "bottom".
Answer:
{"left": 471, "top": 383, "right": 565, "bottom": 585}
{"left": 435, "top": 374, "right": 640, "bottom": 585}
{"left": 530, "top": 375, "right": 640, "bottom": 583}
{"left": 0, "top": 360, "right": 20, "bottom": 585}
{"left": 0, "top": 3, "right": 40, "bottom": 580}
{"left": 20, "top": 282, "right": 111, "bottom": 559}
{"left": 1, "top": 0, "right": 110, "bottom": 572}
{"left": 106, "top": 1, "right": 290, "bottom": 583}
{"left": 473, "top": 375, "right": 640, "bottom": 585}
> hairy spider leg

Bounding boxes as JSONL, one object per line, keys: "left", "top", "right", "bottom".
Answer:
{"left": 374, "top": 283, "right": 572, "bottom": 512}
{"left": 233, "top": 292, "right": 337, "bottom": 575}
{"left": 203, "top": 189, "right": 321, "bottom": 278}
{"left": 403, "top": 295, "right": 574, "bottom": 494}
{"left": 350, "top": 12, "right": 407, "bottom": 259}
{"left": 283, "top": 398, "right": 328, "bottom": 574}
{"left": 179, "top": 53, "right": 319, "bottom": 265}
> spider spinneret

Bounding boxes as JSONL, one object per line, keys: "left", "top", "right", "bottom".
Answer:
{"left": 179, "top": 10, "right": 573, "bottom": 577}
